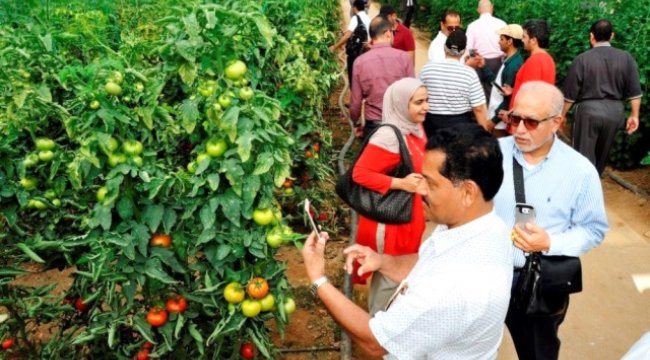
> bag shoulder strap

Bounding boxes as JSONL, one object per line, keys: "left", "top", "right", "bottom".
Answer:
{"left": 512, "top": 157, "right": 525, "bottom": 204}
{"left": 349, "top": 124, "right": 413, "bottom": 173}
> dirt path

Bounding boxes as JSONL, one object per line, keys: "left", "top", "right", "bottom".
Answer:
{"left": 317, "top": 1, "right": 650, "bottom": 359}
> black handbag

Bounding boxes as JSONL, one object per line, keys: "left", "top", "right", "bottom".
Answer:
{"left": 512, "top": 158, "right": 583, "bottom": 316}
{"left": 335, "top": 124, "right": 414, "bottom": 224}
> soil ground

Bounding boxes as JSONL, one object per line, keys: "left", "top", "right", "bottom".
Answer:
{"left": 272, "top": 1, "right": 650, "bottom": 359}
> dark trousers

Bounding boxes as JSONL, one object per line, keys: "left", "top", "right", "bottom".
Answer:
{"left": 423, "top": 112, "right": 474, "bottom": 138}
{"left": 506, "top": 271, "right": 570, "bottom": 360}
{"left": 572, "top": 99, "right": 625, "bottom": 175}
{"left": 361, "top": 120, "right": 381, "bottom": 143}
{"left": 401, "top": 0, "right": 416, "bottom": 28}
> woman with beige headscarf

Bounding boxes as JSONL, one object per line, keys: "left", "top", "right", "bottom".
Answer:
{"left": 351, "top": 77, "right": 428, "bottom": 314}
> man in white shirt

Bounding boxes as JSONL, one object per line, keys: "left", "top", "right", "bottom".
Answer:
{"left": 330, "top": 0, "right": 371, "bottom": 85}
{"left": 427, "top": 9, "right": 462, "bottom": 62}
{"left": 301, "top": 124, "right": 513, "bottom": 359}
{"left": 465, "top": 0, "right": 507, "bottom": 99}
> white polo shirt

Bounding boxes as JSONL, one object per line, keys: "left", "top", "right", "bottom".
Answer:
{"left": 347, "top": 10, "right": 371, "bottom": 38}
{"left": 369, "top": 211, "right": 513, "bottom": 359}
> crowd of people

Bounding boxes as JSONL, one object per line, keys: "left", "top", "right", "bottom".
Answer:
{"left": 304, "top": 0, "right": 643, "bottom": 359}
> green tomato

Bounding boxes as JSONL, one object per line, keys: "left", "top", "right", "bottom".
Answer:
{"left": 28, "top": 199, "right": 47, "bottom": 210}
{"left": 283, "top": 298, "right": 296, "bottom": 315}
{"left": 224, "top": 60, "right": 247, "bottom": 80}
{"left": 103, "top": 137, "right": 119, "bottom": 154}
{"left": 206, "top": 139, "right": 227, "bottom": 158}
{"left": 266, "top": 229, "right": 283, "bottom": 248}
{"left": 35, "top": 138, "right": 56, "bottom": 151}
{"left": 38, "top": 150, "right": 55, "bottom": 162}
{"left": 212, "top": 103, "right": 223, "bottom": 113}
{"left": 122, "top": 140, "right": 143, "bottom": 156}
{"left": 187, "top": 162, "right": 197, "bottom": 174}
{"left": 252, "top": 208, "right": 274, "bottom": 226}
{"left": 196, "top": 153, "right": 210, "bottom": 165}
{"left": 271, "top": 208, "right": 282, "bottom": 225}
{"left": 112, "top": 71, "right": 124, "bottom": 84}
{"left": 284, "top": 187, "right": 294, "bottom": 196}
{"left": 199, "top": 85, "right": 215, "bottom": 97}
{"left": 51, "top": 199, "right": 62, "bottom": 207}
{"left": 96, "top": 186, "right": 108, "bottom": 203}
{"left": 260, "top": 294, "right": 275, "bottom": 312}
{"left": 131, "top": 156, "right": 143, "bottom": 167}
{"left": 135, "top": 82, "right": 145, "bottom": 92}
{"left": 19, "top": 69, "right": 31, "bottom": 79}
{"left": 241, "top": 299, "right": 261, "bottom": 318}
{"left": 23, "top": 154, "right": 39, "bottom": 168}
{"left": 90, "top": 100, "right": 100, "bottom": 110}
{"left": 218, "top": 94, "right": 232, "bottom": 109}
{"left": 224, "top": 282, "right": 246, "bottom": 304}
{"left": 239, "top": 87, "right": 254, "bottom": 101}
{"left": 107, "top": 153, "right": 127, "bottom": 167}
{"left": 44, "top": 190, "right": 57, "bottom": 199}
{"left": 105, "top": 82, "right": 122, "bottom": 96}
{"left": 20, "top": 177, "right": 38, "bottom": 190}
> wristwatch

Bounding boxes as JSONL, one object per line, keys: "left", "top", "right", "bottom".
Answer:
{"left": 310, "top": 276, "right": 329, "bottom": 297}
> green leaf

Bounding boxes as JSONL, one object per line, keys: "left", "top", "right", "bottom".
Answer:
{"left": 163, "top": 208, "right": 177, "bottom": 234}
{"left": 252, "top": 152, "right": 274, "bottom": 175}
{"left": 219, "top": 189, "right": 242, "bottom": 227}
{"left": 178, "top": 62, "right": 197, "bottom": 86}
{"left": 182, "top": 13, "right": 201, "bottom": 38}
{"left": 105, "top": 235, "right": 129, "bottom": 247}
{"left": 207, "top": 173, "right": 220, "bottom": 191}
{"left": 132, "top": 223, "right": 150, "bottom": 256}
{"left": 108, "top": 322, "right": 117, "bottom": 349}
{"left": 143, "top": 204, "right": 165, "bottom": 233}
{"left": 179, "top": 99, "right": 199, "bottom": 134}
{"left": 39, "top": 33, "right": 53, "bottom": 52}
{"left": 220, "top": 106, "right": 240, "bottom": 142}
{"left": 134, "top": 317, "right": 156, "bottom": 343}
{"left": 89, "top": 205, "right": 113, "bottom": 230}
{"left": 176, "top": 40, "right": 197, "bottom": 63}
{"left": 197, "top": 227, "right": 216, "bottom": 245}
{"left": 204, "top": 9, "right": 217, "bottom": 29}
{"left": 255, "top": 18, "right": 275, "bottom": 48}
{"left": 236, "top": 132, "right": 253, "bottom": 162}
{"left": 150, "top": 248, "right": 187, "bottom": 274}
{"left": 116, "top": 197, "right": 134, "bottom": 220}
{"left": 200, "top": 204, "right": 215, "bottom": 230}
{"left": 188, "top": 322, "right": 205, "bottom": 355}
{"left": 36, "top": 84, "right": 52, "bottom": 102}
{"left": 174, "top": 313, "right": 186, "bottom": 339}
{"left": 16, "top": 243, "right": 45, "bottom": 263}
{"left": 14, "top": 89, "right": 31, "bottom": 108}
{"left": 216, "top": 244, "right": 231, "bottom": 260}
{"left": 144, "top": 258, "right": 178, "bottom": 284}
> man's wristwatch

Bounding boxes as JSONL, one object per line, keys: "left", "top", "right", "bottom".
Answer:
{"left": 310, "top": 276, "right": 329, "bottom": 297}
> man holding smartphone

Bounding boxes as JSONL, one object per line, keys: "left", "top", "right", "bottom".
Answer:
{"left": 301, "top": 124, "right": 514, "bottom": 358}
{"left": 493, "top": 81, "right": 608, "bottom": 359}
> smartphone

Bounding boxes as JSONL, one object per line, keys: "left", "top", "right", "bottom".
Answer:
{"left": 304, "top": 199, "right": 323, "bottom": 241}
{"left": 515, "top": 203, "right": 536, "bottom": 228}
{"left": 469, "top": 48, "right": 477, "bottom": 57}
{"left": 491, "top": 81, "right": 505, "bottom": 94}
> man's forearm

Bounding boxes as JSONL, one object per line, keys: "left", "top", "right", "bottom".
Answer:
{"left": 378, "top": 253, "right": 418, "bottom": 283}
{"left": 316, "top": 283, "right": 387, "bottom": 357}
{"left": 630, "top": 97, "right": 641, "bottom": 118}
{"left": 332, "top": 31, "right": 352, "bottom": 50}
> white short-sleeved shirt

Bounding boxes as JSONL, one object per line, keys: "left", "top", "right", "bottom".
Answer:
{"left": 369, "top": 211, "right": 513, "bottom": 359}
{"left": 420, "top": 59, "right": 486, "bottom": 114}
{"left": 427, "top": 31, "right": 447, "bottom": 62}
{"left": 347, "top": 11, "right": 371, "bottom": 38}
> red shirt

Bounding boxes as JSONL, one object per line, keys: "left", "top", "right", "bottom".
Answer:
{"left": 350, "top": 132, "right": 427, "bottom": 284}
{"left": 392, "top": 22, "right": 415, "bottom": 53}
{"left": 509, "top": 51, "right": 556, "bottom": 109}
{"left": 350, "top": 43, "right": 415, "bottom": 123}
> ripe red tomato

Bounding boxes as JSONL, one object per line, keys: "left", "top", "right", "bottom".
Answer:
{"left": 246, "top": 277, "right": 269, "bottom": 299}
{"left": 146, "top": 307, "right": 168, "bottom": 327}
{"left": 318, "top": 213, "right": 328, "bottom": 221}
{"left": 165, "top": 295, "right": 188, "bottom": 313}
{"left": 305, "top": 150, "right": 312, "bottom": 158}
{"left": 142, "top": 341, "right": 153, "bottom": 350}
{"left": 75, "top": 298, "right": 91, "bottom": 312}
{"left": 240, "top": 342, "right": 255, "bottom": 358}
{"left": 312, "top": 143, "right": 320, "bottom": 152}
{"left": 150, "top": 234, "right": 172, "bottom": 248}
{"left": 282, "top": 179, "right": 293, "bottom": 189}
{"left": 2, "top": 338, "right": 14, "bottom": 350}
{"left": 135, "top": 349, "right": 149, "bottom": 360}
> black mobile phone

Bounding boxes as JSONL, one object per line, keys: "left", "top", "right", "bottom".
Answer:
{"left": 515, "top": 203, "right": 536, "bottom": 227}
{"left": 304, "top": 199, "right": 323, "bottom": 240}
{"left": 491, "top": 81, "right": 505, "bottom": 93}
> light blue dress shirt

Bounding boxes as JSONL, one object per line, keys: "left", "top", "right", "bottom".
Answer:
{"left": 494, "top": 136, "right": 609, "bottom": 268}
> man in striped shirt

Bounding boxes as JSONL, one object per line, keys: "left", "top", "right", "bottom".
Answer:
{"left": 419, "top": 30, "right": 491, "bottom": 137}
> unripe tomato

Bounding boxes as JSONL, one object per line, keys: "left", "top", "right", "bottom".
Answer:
{"left": 102, "top": 137, "right": 119, "bottom": 154}
{"left": 135, "top": 82, "right": 145, "bottom": 93}
{"left": 239, "top": 342, "right": 255, "bottom": 359}
{"left": 186, "top": 162, "right": 197, "bottom": 174}
{"left": 38, "top": 150, "right": 55, "bottom": 162}
{"left": 165, "top": 295, "right": 188, "bottom": 313}
{"left": 283, "top": 297, "right": 296, "bottom": 315}
{"left": 23, "top": 153, "right": 39, "bottom": 167}
{"left": 150, "top": 234, "right": 172, "bottom": 248}
{"left": 35, "top": 138, "right": 56, "bottom": 151}
{"left": 44, "top": 190, "right": 57, "bottom": 199}
{"left": 1, "top": 338, "right": 14, "bottom": 350}
{"left": 96, "top": 186, "right": 108, "bottom": 203}
{"left": 28, "top": 199, "right": 47, "bottom": 210}
{"left": 206, "top": 139, "right": 227, "bottom": 158}
{"left": 212, "top": 103, "right": 222, "bottom": 113}
{"left": 238, "top": 87, "right": 254, "bottom": 101}
{"left": 146, "top": 307, "right": 168, "bottom": 327}
{"left": 75, "top": 297, "right": 91, "bottom": 312}
{"left": 107, "top": 153, "right": 127, "bottom": 167}
{"left": 284, "top": 187, "right": 294, "bottom": 196}
{"left": 90, "top": 100, "right": 100, "bottom": 109}
{"left": 105, "top": 81, "right": 122, "bottom": 96}
{"left": 218, "top": 94, "right": 232, "bottom": 109}
{"left": 241, "top": 299, "right": 261, "bottom": 318}
{"left": 52, "top": 199, "right": 62, "bottom": 208}
{"left": 266, "top": 230, "right": 283, "bottom": 248}
{"left": 112, "top": 71, "right": 124, "bottom": 84}
{"left": 259, "top": 294, "right": 275, "bottom": 312}
{"left": 131, "top": 156, "right": 144, "bottom": 167}
{"left": 252, "top": 208, "right": 274, "bottom": 226}
{"left": 122, "top": 140, "right": 144, "bottom": 156}
{"left": 246, "top": 277, "right": 269, "bottom": 299}
{"left": 224, "top": 60, "right": 247, "bottom": 80}
{"left": 224, "top": 282, "right": 246, "bottom": 304}
{"left": 199, "top": 85, "right": 215, "bottom": 97}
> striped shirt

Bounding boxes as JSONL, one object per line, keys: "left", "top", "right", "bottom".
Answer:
{"left": 494, "top": 136, "right": 609, "bottom": 268}
{"left": 419, "top": 59, "right": 486, "bottom": 115}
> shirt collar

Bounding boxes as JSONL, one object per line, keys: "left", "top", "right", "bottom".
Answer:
{"left": 479, "top": 13, "right": 492, "bottom": 19}
{"left": 504, "top": 49, "right": 522, "bottom": 64}
{"left": 429, "top": 211, "right": 498, "bottom": 255}
{"left": 371, "top": 43, "right": 391, "bottom": 49}
{"left": 593, "top": 41, "right": 611, "bottom": 48}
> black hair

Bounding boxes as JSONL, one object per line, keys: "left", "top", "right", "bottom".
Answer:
{"left": 590, "top": 19, "right": 612, "bottom": 42}
{"left": 352, "top": 0, "right": 366, "bottom": 11}
{"left": 502, "top": 35, "right": 523, "bottom": 49}
{"left": 523, "top": 19, "right": 550, "bottom": 48}
{"left": 379, "top": 4, "right": 396, "bottom": 17}
{"left": 425, "top": 124, "right": 504, "bottom": 201}
{"left": 369, "top": 16, "right": 392, "bottom": 39}
{"left": 440, "top": 9, "right": 460, "bottom": 24}
{"left": 445, "top": 29, "right": 467, "bottom": 52}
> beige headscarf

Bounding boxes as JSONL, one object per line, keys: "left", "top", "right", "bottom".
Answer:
{"left": 369, "top": 78, "right": 426, "bottom": 153}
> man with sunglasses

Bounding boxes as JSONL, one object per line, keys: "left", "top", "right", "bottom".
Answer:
{"left": 301, "top": 124, "right": 513, "bottom": 358}
{"left": 493, "top": 81, "right": 608, "bottom": 360}
{"left": 562, "top": 19, "right": 642, "bottom": 175}
{"left": 427, "top": 9, "right": 461, "bottom": 62}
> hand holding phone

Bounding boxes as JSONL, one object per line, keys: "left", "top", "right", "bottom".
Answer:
{"left": 304, "top": 199, "right": 323, "bottom": 241}
{"left": 515, "top": 203, "right": 536, "bottom": 231}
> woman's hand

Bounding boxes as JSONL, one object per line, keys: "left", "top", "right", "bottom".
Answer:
{"left": 391, "top": 173, "right": 423, "bottom": 193}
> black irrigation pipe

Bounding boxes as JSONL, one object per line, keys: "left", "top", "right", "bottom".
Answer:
{"left": 607, "top": 170, "right": 650, "bottom": 200}
{"left": 277, "top": 346, "right": 341, "bottom": 353}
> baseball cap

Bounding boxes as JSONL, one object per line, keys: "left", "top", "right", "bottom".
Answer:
{"left": 497, "top": 24, "right": 523, "bottom": 39}
{"left": 445, "top": 30, "right": 467, "bottom": 56}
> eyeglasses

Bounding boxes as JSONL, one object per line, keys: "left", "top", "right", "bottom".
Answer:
{"left": 506, "top": 112, "right": 557, "bottom": 130}
{"left": 446, "top": 25, "right": 462, "bottom": 32}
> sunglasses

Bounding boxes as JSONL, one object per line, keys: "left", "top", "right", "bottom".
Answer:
{"left": 446, "top": 25, "right": 462, "bottom": 32}
{"left": 506, "top": 112, "right": 556, "bottom": 130}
